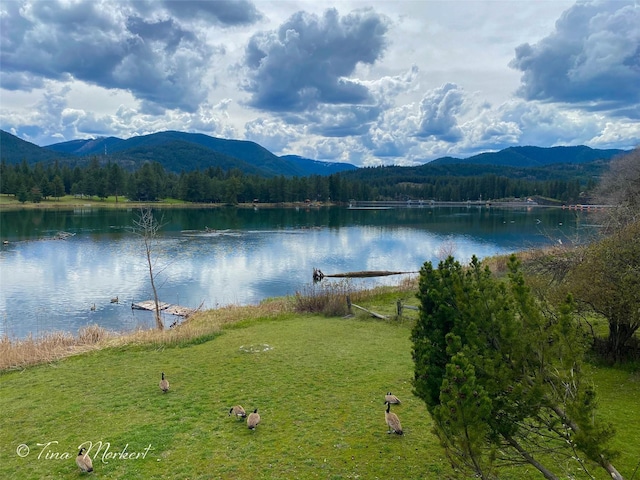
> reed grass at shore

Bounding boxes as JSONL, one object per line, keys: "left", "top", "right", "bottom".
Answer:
{"left": 0, "top": 299, "right": 293, "bottom": 371}
{"left": 0, "top": 279, "right": 419, "bottom": 372}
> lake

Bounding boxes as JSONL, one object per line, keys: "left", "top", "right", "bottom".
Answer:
{"left": 0, "top": 205, "right": 597, "bottom": 339}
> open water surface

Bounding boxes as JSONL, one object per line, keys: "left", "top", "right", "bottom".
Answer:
{"left": 0, "top": 205, "right": 597, "bottom": 338}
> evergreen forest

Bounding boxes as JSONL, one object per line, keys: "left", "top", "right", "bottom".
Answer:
{"left": 0, "top": 157, "right": 598, "bottom": 205}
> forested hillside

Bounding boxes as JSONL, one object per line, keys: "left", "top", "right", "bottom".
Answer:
{"left": 0, "top": 158, "right": 599, "bottom": 204}
{"left": 1, "top": 129, "right": 627, "bottom": 204}
{"left": 429, "top": 145, "right": 624, "bottom": 167}
{"left": 1, "top": 130, "right": 356, "bottom": 177}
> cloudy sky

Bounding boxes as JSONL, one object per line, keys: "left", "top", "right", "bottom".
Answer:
{"left": 1, "top": 0, "right": 638, "bottom": 166}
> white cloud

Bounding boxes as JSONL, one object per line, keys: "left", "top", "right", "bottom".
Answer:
{"left": 510, "top": 0, "right": 640, "bottom": 116}
{"left": 415, "top": 83, "right": 466, "bottom": 143}
{"left": 0, "top": 0, "right": 637, "bottom": 165}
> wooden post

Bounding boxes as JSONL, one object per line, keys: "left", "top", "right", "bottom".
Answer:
{"left": 346, "top": 295, "right": 352, "bottom": 314}
{"left": 396, "top": 299, "right": 403, "bottom": 317}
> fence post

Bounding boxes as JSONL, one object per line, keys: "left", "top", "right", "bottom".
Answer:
{"left": 396, "top": 299, "right": 403, "bottom": 317}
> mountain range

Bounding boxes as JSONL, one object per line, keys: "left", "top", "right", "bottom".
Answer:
{"left": 430, "top": 145, "right": 625, "bottom": 167}
{"left": 0, "top": 130, "right": 358, "bottom": 177}
{"left": 0, "top": 129, "right": 627, "bottom": 178}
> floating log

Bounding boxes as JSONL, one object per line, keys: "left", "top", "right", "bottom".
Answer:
{"left": 131, "top": 300, "right": 171, "bottom": 311}
{"left": 53, "top": 231, "right": 76, "bottom": 240}
{"left": 131, "top": 300, "right": 195, "bottom": 317}
{"left": 313, "top": 268, "right": 417, "bottom": 281}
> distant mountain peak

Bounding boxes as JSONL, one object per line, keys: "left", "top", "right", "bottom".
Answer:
{"left": 429, "top": 145, "right": 625, "bottom": 167}
{"left": 1, "top": 129, "right": 357, "bottom": 177}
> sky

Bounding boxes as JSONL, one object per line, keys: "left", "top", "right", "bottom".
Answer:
{"left": 1, "top": 0, "right": 639, "bottom": 167}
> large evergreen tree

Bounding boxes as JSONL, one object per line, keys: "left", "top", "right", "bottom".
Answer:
{"left": 412, "top": 255, "right": 622, "bottom": 480}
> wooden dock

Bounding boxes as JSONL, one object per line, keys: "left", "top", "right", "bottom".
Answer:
{"left": 131, "top": 300, "right": 195, "bottom": 317}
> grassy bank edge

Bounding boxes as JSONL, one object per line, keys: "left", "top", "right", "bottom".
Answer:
{"left": 0, "top": 193, "right": 331, "bottom": 210}
{"left": 0, "top": 280, "right": 421, "bottom": 372}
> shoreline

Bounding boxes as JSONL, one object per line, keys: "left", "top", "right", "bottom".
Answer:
{"left": 0, "top": 196, "right": 334, "bottom": 210}
{"left": 2, "top": 192, "right": 611, "bottom": 211}
{"left": 2, "top": 194, "right": 607, "bottom": 211}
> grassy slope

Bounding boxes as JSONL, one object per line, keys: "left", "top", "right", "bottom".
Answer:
{"left": 1, "top": 313, "right": 638, "bottom": 479}
{"left": 0, "top": 194, "right": 187, "bottom": 208}
{"left": 0, "top": 315, "right": 443, "bottom": 479}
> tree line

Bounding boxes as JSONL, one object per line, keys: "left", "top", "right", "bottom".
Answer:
{"left": 1, "top": 157, "right": 591, "bottom": 204}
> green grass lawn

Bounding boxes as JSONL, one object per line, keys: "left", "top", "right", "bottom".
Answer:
{"left": 0, "top": 315, "right": 444, "bottom": 479}
{"left": 0, "top": 194, "right": 189, "bottom": 208}
{"left": 1, "top": 312, "right": 638, "bottom": 479}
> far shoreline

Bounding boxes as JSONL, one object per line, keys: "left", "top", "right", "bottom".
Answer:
{"left": 0, "top": 194, "right": 334, "bottom": 210}
{"left": 1, "top": 193, "right": 597, "bottom": 211}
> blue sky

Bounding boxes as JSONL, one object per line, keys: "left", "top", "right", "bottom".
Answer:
{"left": 1, "top": 0, "right": 638, "bottom": 166}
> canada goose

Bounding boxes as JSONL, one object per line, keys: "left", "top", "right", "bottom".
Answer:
{"left": 90, "top": 303, "right": 96, "bottom": 311}
{"left": 110, "top": 296, "right": 118, "bottom": 303}
{"left": 385, "top": 392, "right": 401, "bottom": 404}
{"left": 76, "top": 447, "right": 93, "bottom": 472}
{"left": 247, "top": 408, "right": 260, "bottom": 429}
{"left": 229, "top": 405, "right": 246, "bottom": 419}
{"left": 385, "top": 402, "right": 403, "bottom": 435}
{"left": 159, "top": 372, "right": 169, "bottom": 393}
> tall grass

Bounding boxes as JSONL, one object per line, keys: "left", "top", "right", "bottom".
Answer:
{"left": 0, "top": 279, "right": 418, "bottom": 372}
{"left": 0, "top": 325, "right": 110, "bottom": 371}
{"left": 0, "top": 298, "right": 294, "bottom": 371}
{"left": 294, "top": 277, "right": 419, "bottom": 317}
{"left": 294, "top": 279, "right": 357, "bottom": 316}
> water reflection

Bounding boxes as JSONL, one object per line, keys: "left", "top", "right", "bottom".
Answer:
{"left": 0, "top": 206, "right": 598, "bottom": 338}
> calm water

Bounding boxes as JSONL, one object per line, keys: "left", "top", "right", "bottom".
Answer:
{"left": 0, "top": 205, "right": 597, "bottom": 339}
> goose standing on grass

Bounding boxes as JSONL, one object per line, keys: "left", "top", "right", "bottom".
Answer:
{"left": 247, "top": 408, "right": 260, "bottom": 430}
{"left": 159, "top": 372, "right": 169, "bottom": 393}
{"left": 76, "top": 447, "right": 93, "bottom": 472}
{"left": 229, "top": 405, "right": 246, "bottom": 419}
{"left": 385, "top": 392, "right": 401, "bottom": 404}
{"left": 385, "top": 402, "right": 403, "bottom": 435}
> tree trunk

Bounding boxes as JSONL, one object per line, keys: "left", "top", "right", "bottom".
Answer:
{"left": 504, "top": 434, "right": 559, "bottom": 480}
{"left": 144, "top": 233, "right": 163, "bottom": 330}
{"left": 137, "top": 208, "right": 164, "bottom": 331}
{"left": 607, "top": 320, "right": 637, "bottom": 361}
{"left": 548, "top": 404, "right": 624, "bottom": 480}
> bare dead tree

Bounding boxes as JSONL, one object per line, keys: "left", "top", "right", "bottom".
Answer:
{"left": 436, "top": 237, "right": 457, "bottom": 261}
{"left": 133, "top": 207, "right": 165, "bottom": 330}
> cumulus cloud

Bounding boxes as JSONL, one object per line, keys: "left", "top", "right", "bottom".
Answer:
{"left": 0, "top": 0, "right": 237, "bottom": 112}
{"left": 244, "top": 117, "right": 303, "bottom": 153}
{"left": 160, "top": 0, "right": 262, "bottom": 25}
{"left": 241, "top": 7, "right": 390, "bottom": 112}
{"left": 510, "top": 0, "right": 640, "bottom": 118}
{"left": 365, "top": 104, "right": 420, "bottom": 159}
{"left": 1, "top": 1, "right": 637, "bottom": 164}
{"left": 305, "top": 104, "right": 382, "bottom": 137}
{"left": 415, "top": 83, "right": 466, "bottom": 142}
{"left": 0, "top": 71, "right": 45, "bottom": 91}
